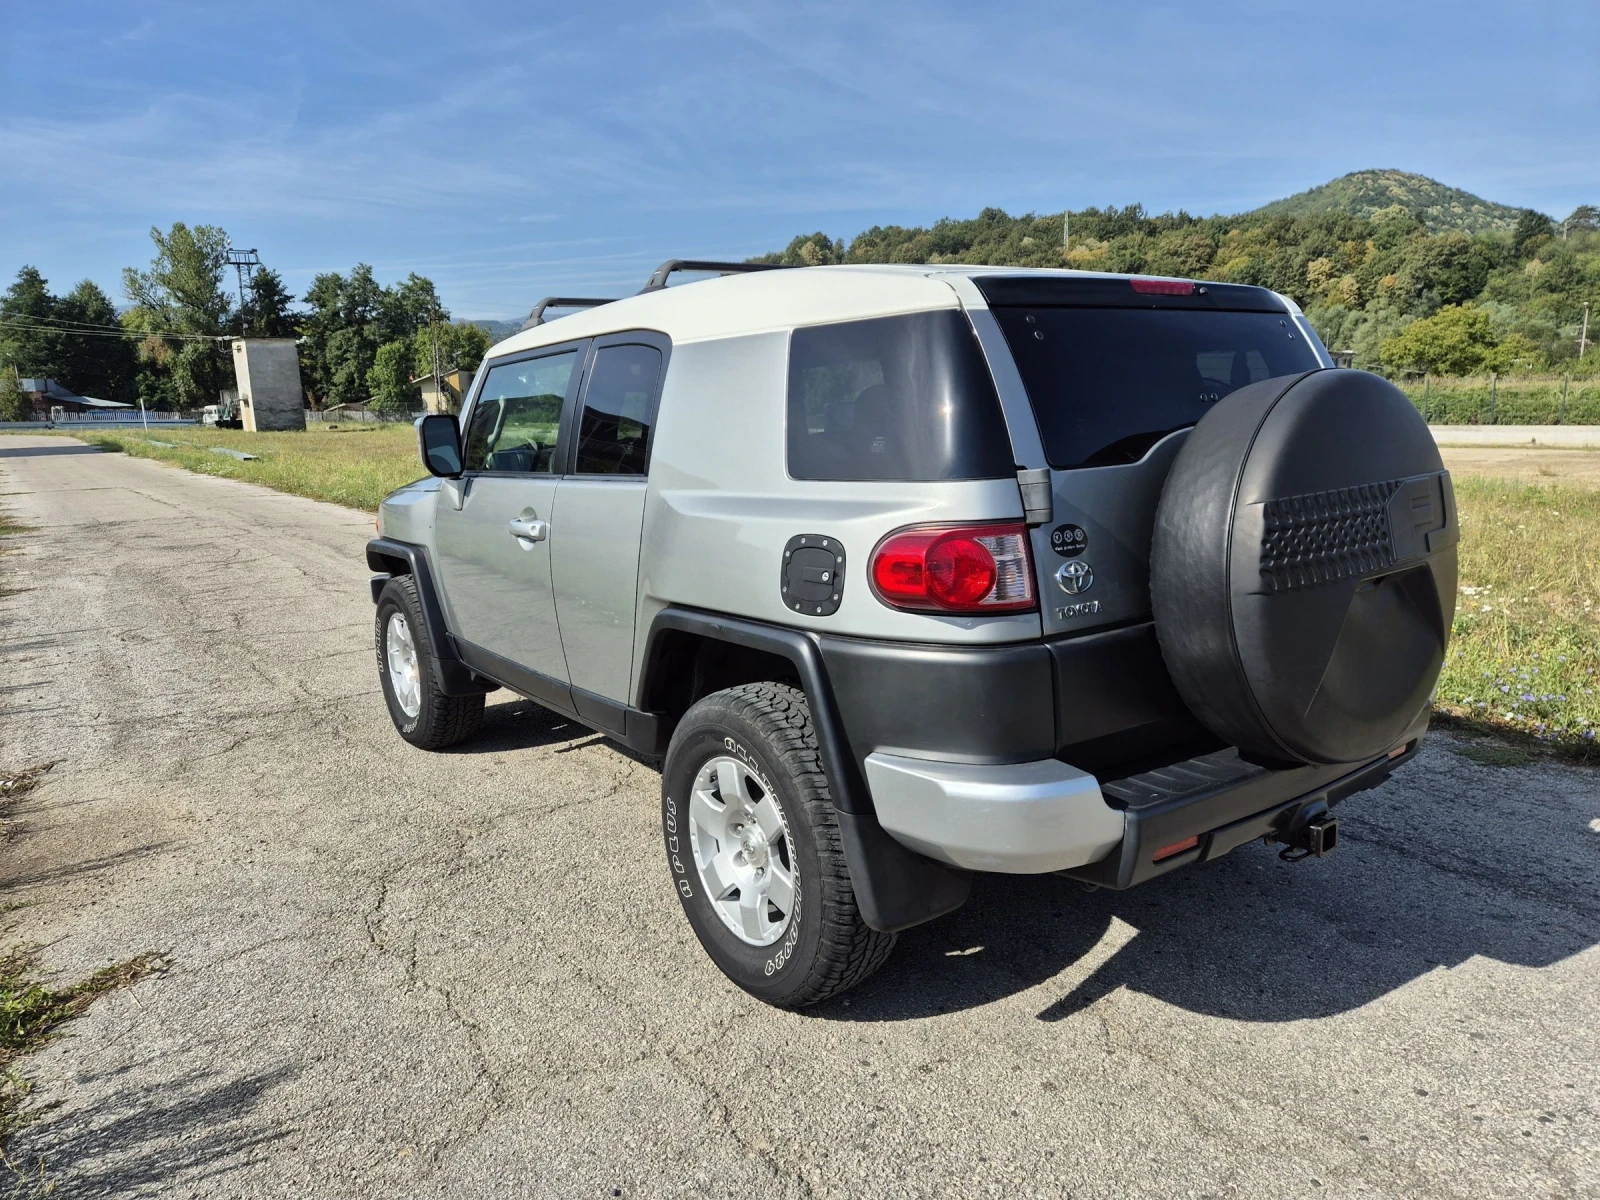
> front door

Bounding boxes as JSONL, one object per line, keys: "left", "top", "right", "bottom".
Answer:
{"left": 433, "top": 343, "right": 585, "bottom": 700}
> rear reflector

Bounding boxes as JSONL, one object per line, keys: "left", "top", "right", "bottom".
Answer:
{"left": 1152, "top": 834, "right": 1201, "bottom": 862}
{"left": 1130, "top": 278, "right": 1195, "bottom": 295}
{"left": 1387, "top": 742, "right": 1412, "bottom": 759}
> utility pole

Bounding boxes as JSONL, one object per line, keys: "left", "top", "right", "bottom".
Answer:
{"left": 1580, "top": 302, "right": 1591, "bottom": 360}
{"left": 1063, "top": 209, "right": 1069, "bottom": 255}
{"left": 431, "top": 300, "right": 443, "bottom": 415}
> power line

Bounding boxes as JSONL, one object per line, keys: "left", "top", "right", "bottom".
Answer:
{"left": 0, "top": 311, "right": 142, "bottom": 334}
{"left": 0, "top": 318, "right": 225, "bottom": 344}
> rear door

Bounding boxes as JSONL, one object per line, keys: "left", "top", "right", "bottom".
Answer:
{"left": 433, "top": 342, "right": 586, "bottom": 702}
{"left": 971, "top": 276, "right": 1327, "bottom": 638}
{"left": 549, "top": 331, "right": 669, "bottom": 710}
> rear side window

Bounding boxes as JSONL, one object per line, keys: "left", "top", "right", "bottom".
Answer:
{"left": 991, "top": 308, "right": 1321, "bottom": 468}
{"left": 573, "top": 344, "right": 663, "bottom": 475}
{"left": 786, "top": 310, "right": 1013, "bottom": 482}
{"left": 463, "top": 350, "right": 577, "bottom": 472}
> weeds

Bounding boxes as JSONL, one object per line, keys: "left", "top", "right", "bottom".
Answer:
{"left": 0, "top": 950, "right": 166, "bottom": 1151}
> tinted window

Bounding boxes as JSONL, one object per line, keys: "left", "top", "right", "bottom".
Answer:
{"left": 572, "top": 344, "right": 662, "bottom": 475}
{"left": 991, "top": 308, "right": 1321, "bottom": 468}
{"left": 786, "top": 310, "right": 1013, "bottom": 482}
{"left": 462, "top": 351, "right": 577, "bottom": 472}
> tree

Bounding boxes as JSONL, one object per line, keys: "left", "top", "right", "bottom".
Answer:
{"left": 1380, "top": 304, "right": 1501, "bottom": 375}
{"left": 1511, "top": 209, "right": 1555, "bottom": 260}
{"left": 1564, "top": 206, "right": 1600, "bottom": 238}
{"left": 0, "top": 368, "right": 28, "bottom": 421}
{"left": 57, "top": 280, "right": 137, "bottom": 402}
{"left": 122, "top": 223, "right": 234, "bottom": 407}
{"left": 0, "top": 267, "right": 65, "bottom": 381}
{"left": 367, "top": 340, "right": 415, "bottom": 413}
{"left": 241, "top": 268, "right": 297, "bottom": 337}
{"left": 413, "top": 321, "right": 490, "bottom": 379}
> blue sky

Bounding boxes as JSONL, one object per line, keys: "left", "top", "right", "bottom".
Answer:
{"left": 4, "top": 1, "right": 1595, "bottom": 319}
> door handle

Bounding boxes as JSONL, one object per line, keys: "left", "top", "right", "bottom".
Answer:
{"left": 507, "top": 516, "right": 549, "bottom": 543}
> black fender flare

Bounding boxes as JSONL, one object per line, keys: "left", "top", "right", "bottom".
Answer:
{"left": 640, "top": 606, "right": 971, "bottom": 932}
{"left": 366, "top": 537, "right": 494, "bottom": 697}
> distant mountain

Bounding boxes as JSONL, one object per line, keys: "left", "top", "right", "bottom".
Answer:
{"left": 1244, "top": 169, "right": 1526, "bottom": 233}
{"left": 471, "top": 319, "right": 524, "bottom": 344}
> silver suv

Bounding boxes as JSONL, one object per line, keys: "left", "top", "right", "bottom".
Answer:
{"left": 368, "top": 260, "right": 1458, "bottom": 1006}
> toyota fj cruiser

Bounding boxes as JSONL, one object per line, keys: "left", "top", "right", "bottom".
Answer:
{"left": 367, "top": 260, "right": 1457, "bottom": 1007}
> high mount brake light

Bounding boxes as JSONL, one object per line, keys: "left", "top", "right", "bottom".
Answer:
{"left": 870, "top": 523, "right": 1036, "bottom": 614}
{"left": 1130, "top": 278, "right": 1196, "bottom": 295}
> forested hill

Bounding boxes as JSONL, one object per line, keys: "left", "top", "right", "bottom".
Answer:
{"left": 1247, "top": 170, "right": 1523, "bottom": 233}
{"left": 756, "top": 172, "right": 1598, "bottom": 377}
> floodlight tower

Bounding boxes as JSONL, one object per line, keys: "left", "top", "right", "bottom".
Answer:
{"left": 225, "top": 244, "right": 262, "bottom": 319}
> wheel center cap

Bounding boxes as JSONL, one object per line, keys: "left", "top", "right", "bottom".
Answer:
{"left": 740, "top": 828, "right": 769, "bottom": 870}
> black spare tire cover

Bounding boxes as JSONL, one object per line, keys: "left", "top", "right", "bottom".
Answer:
{"left": 1150, "top": 369, "right": 1458, "bottom": 766}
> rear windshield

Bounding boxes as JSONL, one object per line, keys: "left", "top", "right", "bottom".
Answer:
{"left": 990, "top": 307, "right": 1321, "bottom": 468}
{"left": 787, "top": 310, "right": 1013, "bottom": 481}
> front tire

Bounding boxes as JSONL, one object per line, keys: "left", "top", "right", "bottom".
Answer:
{"left": 661, "top": 683, "right": 895, "bottom": 1007}
{"left": 375, "top": 576, "right": 484, "bottom": 750}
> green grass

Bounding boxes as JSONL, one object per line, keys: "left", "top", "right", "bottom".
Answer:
{"left": 1401, "top": 376, "right": 1600, "bottom": 425}
{"left": 54, "top": 423, "right": 425, "bottom": 512}
{"left": 1436, "top": 477, "right": 1600, "bottom": 760}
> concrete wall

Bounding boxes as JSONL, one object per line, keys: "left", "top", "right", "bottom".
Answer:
{"left": 232, "top": 340, "right": 306, "bottom": 432}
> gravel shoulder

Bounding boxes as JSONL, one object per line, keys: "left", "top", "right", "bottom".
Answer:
{"left": 1, "top": 436, "right": 1596, "bottom": 1199}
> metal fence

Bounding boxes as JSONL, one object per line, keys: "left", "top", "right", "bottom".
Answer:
{"left": 306, "top": 410, "right": 426, "bottom": 424}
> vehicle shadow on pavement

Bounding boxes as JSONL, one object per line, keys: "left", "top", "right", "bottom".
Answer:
{"left": 8, "top": 1061, "right": 296, "bottom": 1197}
{"left": 458, "top": 696, "right": 662, "bottom": 768}
{"left": 817, "top": 792, "right": 1600, "bottom": 1024}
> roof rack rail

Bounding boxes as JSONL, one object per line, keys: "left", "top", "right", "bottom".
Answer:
{"left": 521, "top": 296, "right": 617, "bottom": 331}
{"left": 641, "top": 260, "right": 791, "bottom": 293}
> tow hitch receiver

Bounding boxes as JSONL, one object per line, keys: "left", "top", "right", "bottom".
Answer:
{"left": 1273, "top": 802, "right": 1340, "bottom": 863}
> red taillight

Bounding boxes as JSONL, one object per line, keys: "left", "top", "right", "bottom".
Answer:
{"left": 1130, "top": 277, "right": 1195, "bottom": 295}
{"left": 1153, "top": 834, "right": 1201, "bottom": 862}
{"left": 870, "top": 523, "right": 1035, "bottom": 614}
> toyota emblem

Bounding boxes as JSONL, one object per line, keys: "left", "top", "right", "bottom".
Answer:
{"left": 1055, "top": 559, "right": 1094, "bottom": 595}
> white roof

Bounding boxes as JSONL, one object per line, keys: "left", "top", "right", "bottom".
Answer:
{"left": 486, "top": 264, "right": 1129, "bottom": 359}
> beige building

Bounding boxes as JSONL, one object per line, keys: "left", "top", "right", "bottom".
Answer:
{"left": 414, "top": 369, "right": 473, "bottom": 415}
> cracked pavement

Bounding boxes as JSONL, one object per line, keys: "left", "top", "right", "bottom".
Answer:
{"left": 0, "top": 436, "right": 1596, "bottom": 1199}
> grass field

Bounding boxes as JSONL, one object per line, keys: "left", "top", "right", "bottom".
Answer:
{"left": 57, "top": 423, "right": 425, "bottom": 511}
{"left": 5, "top": 426, "right": 1596, "bottom": 759}
{"left": 1433, "top": 476, "right": 1599, "bottom": 760}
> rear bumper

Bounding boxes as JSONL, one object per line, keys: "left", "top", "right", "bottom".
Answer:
{"left": 863, "top": 717, "right": 1426, "bottom": 882}
{"left": 865, "top": 753, "right": 1124, "bottom": 873}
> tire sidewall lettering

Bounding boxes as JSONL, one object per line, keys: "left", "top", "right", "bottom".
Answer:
{"left": 664, "top": 723, "right": 809, "bottom": 985}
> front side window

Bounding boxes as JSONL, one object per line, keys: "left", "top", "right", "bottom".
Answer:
{"left": 786, "top": 310, "right": 1013, "bottom": 482}
{"left": 572, "top": 344, "right": 663, "bottom": 475}
{"left": 462, "top": 350, "right": 577, "bottom": 472}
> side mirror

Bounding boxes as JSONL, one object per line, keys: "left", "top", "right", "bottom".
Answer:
{"left": 417, "top": 414, "right": 463, "bottom": 478}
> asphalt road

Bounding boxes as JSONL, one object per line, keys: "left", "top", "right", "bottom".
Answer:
{"left": 1, "top": 436, "right": 1596, "bottom": 1199}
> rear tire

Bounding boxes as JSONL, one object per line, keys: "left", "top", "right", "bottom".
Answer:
{"left": 661, "top": 683, "right": 895, "bottom": 1007}
{"left": 375, "top": 575, "right": 484, "bottom": 750}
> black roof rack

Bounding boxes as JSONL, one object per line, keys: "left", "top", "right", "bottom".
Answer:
{"left": 641, "top": 259, "right": 792, "bottom": 293}
{"left": 521, "top": 296, "right": 617, "bottom": 331}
